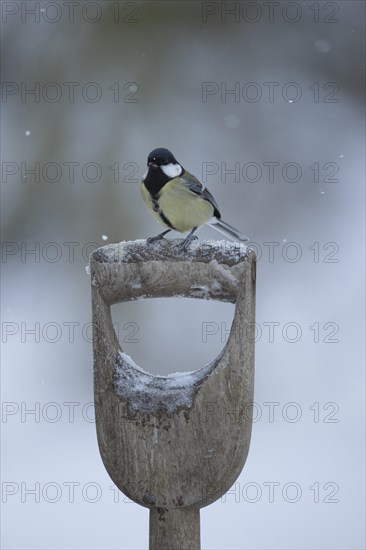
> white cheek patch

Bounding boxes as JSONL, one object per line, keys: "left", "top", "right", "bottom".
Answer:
{"left": 161, "top": 163, "right": 182, "bottom": 178}
{"left": 142, "top": 168, "right": 148, "bottom": 181}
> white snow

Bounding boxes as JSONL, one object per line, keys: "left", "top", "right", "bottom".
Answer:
{"left": 131, "top": 279, "right": 142, "bottom": 289}
{"left": 114, "top": 350, "right": 214, "bottom": 415}
{"left": 209, "top": 259, "right": 237, "bottom": 284}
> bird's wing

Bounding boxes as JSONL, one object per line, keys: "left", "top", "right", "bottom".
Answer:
{"left": 180, "top": 170, "right": 221, "bottom": 218}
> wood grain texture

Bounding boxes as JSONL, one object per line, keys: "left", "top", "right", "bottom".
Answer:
{"left": 90, "top": 239, "right": 256, "bottom": 550}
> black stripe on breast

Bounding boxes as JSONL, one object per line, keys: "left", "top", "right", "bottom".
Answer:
{"left": 152, "top": 197, "right": 174, "bottom": 229}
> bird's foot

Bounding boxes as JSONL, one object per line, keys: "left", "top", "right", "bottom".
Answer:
{"left": 146, "top": 229, "right": 171, "bottom": 244}
{"left": 177, "top": 233, "right": 198, "bottom": 252}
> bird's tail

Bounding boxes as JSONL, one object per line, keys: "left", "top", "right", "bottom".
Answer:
{"left": 209, "top": 218, "right": 249, "bottom": 242}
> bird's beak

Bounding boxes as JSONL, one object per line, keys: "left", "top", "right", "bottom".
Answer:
{"left": 148, "top": 161, "right": 158, "bottom": 168}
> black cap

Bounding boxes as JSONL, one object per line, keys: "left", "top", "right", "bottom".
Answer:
{"left": 147, "top": 148, "right": 178, "bottom": 166}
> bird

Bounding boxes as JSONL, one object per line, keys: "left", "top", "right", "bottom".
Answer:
{"left": 140, "top": 147, "right": 249, "bottom": 250}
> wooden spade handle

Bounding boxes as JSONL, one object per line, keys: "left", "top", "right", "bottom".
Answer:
{"left": 90, "top": 239, "right": 256, "bottom": 550}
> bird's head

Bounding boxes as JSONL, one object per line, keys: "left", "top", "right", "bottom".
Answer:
{"left": 145, "top": 148, "right": 183, "bottom": 179}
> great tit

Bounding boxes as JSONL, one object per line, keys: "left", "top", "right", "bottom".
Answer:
{"left": 140, "top": 148, "right": 249, "bottom": 250}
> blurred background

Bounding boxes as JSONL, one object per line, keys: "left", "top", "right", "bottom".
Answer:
{"left": 1, "top": 1, "right": 365, "bottom": 549}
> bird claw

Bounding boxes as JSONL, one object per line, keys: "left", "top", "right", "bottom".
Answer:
{"left": 147, "top": 230, "right": 171, "bottom": 244}
{"left": 147, "top": 235, "right": 163, "bottom": 244}
{"left": 177, "top": 234, "right": 198, "bottom": 252}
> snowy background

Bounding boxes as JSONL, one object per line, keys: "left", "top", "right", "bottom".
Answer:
{"left": 1, "top": 1, "right": 365, "bottom": 549}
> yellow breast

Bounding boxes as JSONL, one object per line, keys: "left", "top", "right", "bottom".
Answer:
{"left": 157, "top": 179, "right": 214, "bottom": 232}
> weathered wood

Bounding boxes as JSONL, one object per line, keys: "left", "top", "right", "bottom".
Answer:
{"left": 91, "top": 239, "right": 256, "bottom": 550}
{"left": 150, "top": 507, "right": 200, "bottom": 550}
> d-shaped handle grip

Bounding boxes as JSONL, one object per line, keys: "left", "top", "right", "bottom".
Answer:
{"left": 91, "top": 239, "right": 256, "bottom": 550}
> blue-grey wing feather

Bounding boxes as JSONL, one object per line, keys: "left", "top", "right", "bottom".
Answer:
{"left": 179, "top": 170, "right": 221, "bottom": 218}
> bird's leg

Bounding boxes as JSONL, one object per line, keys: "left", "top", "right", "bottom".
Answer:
{"left": 147, "top": 229, "right": 172, "bottom": 244}
{"left": 178, "top": 227, "right": 198, "bottom": 251}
